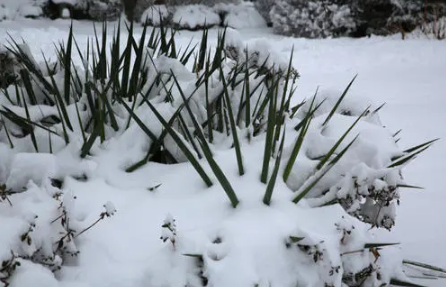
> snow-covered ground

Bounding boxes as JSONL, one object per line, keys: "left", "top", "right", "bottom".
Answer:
{"left": 0, "top": 19, "right": 445, "bottom": 286}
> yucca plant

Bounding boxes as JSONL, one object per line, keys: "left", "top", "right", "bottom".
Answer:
{"left": 0, "top": 19, "right": 442, "bottom": 287}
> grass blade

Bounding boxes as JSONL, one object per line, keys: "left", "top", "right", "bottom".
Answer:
{"left": 144, "top": 99, "right": 213, "bottom": 187}
{"left": 260, "top": 76, "right": 279, "bottom": 183}
{"left": 316, "top": 107, "right": 368, "bottom": 170}
{"left": 292, "top": 135, "right": 358, "bottom": 204}
{"left": 263, "top": 127, "right": 286, "bottom": 205}
{"left": 64, "top": 24, "right": 73, "bottom": 103}
{"left": 322, "top": 74, "right": 357, "bottom": 127}
{"left": 403, "top": 260, "right": 446, "bottom": 274}
{"left": 283, "top": 103, "right": 314, "bottom": 182}
{"left": 403, "top": 138, "right": 439, "bottom": 154}
{"left": 220, "top": 67, "right": 244, "bottom": 176}
{"left": 1, "top": 115, "right": 14, "bottom": 148}
{"left": 170, "top": 72, "right": 239, "bottom": 207}
{"left": 390, "top": 278, "right": 427, "bottom": 287}
{"left": 364, "top": 243, "right": 400, "bottom": 248}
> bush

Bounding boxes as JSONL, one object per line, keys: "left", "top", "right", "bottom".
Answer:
{"left": 172, "top": 5, "right": 221, "bottom": 29}
{"left": 253, "top": 0, "right": 275, "bottom": 26}
{"left": 42, "top": 0, "right": 122, "bottom": 21}
{"left": 0, "top": 22, "right": 442, "bottom": 287}
{"left": 270, "top": 0, "right": 357, "bottom": 38}
{"left": 267, "top": 0, "right": 446, "bottom": 38}
{"left": 133, "top": 0, "right": 240, "bottom": 22}
{"left": 140, "top": 2, "right": 266, "bottom": 30}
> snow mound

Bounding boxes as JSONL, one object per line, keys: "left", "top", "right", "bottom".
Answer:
{"left": 6, "top": 153, "right": 57, "bottom": 192}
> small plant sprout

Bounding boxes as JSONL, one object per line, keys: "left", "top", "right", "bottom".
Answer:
{"left": 0, "top": 184, "right": 13, "bottom": 206}
{"left": 75, "top": 201, "right": 117, "bottom": 238}
{"left": 0, "top": 251, "right": 20, "bottom": 287}
{"left": 161, "top": 213, "right": 177, "bottom": 250}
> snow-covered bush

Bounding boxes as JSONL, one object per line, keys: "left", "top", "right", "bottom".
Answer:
{"left": 267, "top": 0, "right": 446, "bottom": 38}
{"left": 42, "top": 0, "right": 122, "bottom": 20}
{"left": 0, "top": 23, "right": 442, "bottom": 286}
{"left": 0, "top": 178, "right": 116, "bottom": 287}
{"left": 140, "top": 2, "right": 267, "bottom": 29}
{"left": 253, "top": 0, "right": 274, "bottom": 26}
{"left": 270, "top": 0, "right": 357, "bottom": 38}
{"left": 166, "top": 0, "right": 241, "bottom": 5}
{"left": 216, "top": 2, "right": 267, "bottom": 29}
{"left": 172, "top": 5, "right": 221, "bottom": 29}
{"left": 0, "top": 0, "right": 47, "bottom": 21}
{"left": 418, "top": 16, "right": 446, "bottom": 39}
{"left": 133, "top": 0, "right": 240, "bottom": 23}
{"left": 140, "top": 4, "right": 171, "bottom": 26}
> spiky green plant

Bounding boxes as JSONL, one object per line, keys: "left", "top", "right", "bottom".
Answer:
{"left": 0, "top": 20, "right": 443, "bottom": 286}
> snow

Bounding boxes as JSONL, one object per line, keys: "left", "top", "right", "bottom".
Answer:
{"left": 6, "top": 153, "right": 57, "bottom": 191}
{"left": 0, "top": 18, "right": 445, "bottom": 287}
{"left": 0, "top": 5, "right": 13, "bottom": 21}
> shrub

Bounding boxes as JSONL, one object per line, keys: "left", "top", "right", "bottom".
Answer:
{"left": 269, "top": 0, "right": 357, "bottom": 38}
{"left": 267, "top": 0, "right": 446, "bottom": 38}
{"left": 140, "top": 2, "right": 265, "bottom": 29}
{"left": 42, "top": 0, "right": 122, "bottom": 20}
{"left": 253, "top": 0, "right": 275, "bottom": 26}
